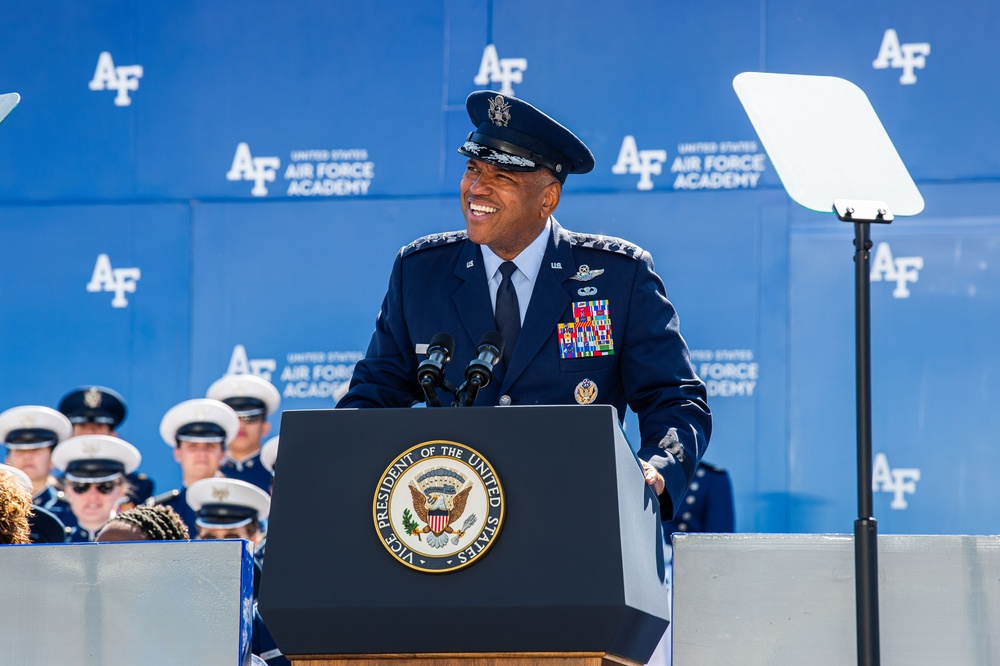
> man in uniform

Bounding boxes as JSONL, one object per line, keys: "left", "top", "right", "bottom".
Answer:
{"left": 58, "top": 385, "right": 155, "bottom": 506}
{"left": 186, "top": 476, "right": 289, "bottom": 666}
{"left": 206, "top": 374, "right": 281, "bottom": 493}
{"left": 0, "top": 405, "right": 74, "bottom": 525}
{"left": 148, "top": 398, "right": 239, "bottom": 537}
{"left": 339, "top": 91, "right": 711, "bottom": 520}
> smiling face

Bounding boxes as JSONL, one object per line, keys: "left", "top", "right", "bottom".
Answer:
{"left": 460, "top": 159, "right": 561, "bottom": 260}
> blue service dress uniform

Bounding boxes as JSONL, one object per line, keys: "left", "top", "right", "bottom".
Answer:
{"left": 339, "top": 219, "right": 712, "bottom": 519}
{"left": 148, "top": 487, "right": 199, "bottom": 537}
{"left": 33, "top": 484, "right": 74, "bottom": 525}
{"left": 663, "top": 462, "right": 735, "bottom": 536}
{"left": 221, "top": 452, "right": 273, "bottom": 493}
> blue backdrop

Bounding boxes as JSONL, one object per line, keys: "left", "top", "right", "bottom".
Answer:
{"left": 1, "top": 0, "right": 996, "bottom": 535}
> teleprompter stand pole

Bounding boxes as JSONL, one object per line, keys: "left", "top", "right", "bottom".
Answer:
{"left": 837, "top": 199, "right": 892, "bottom": 666}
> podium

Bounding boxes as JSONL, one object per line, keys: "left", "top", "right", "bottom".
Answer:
{"left": 258, "top": 405, "right": 670, "bottom": 665}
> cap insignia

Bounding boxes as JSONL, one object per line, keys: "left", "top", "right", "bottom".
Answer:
{"left": 82, "top": 441, "right": 100, "bottom": 457}
{"left": 488, "top": 95, "right": 511, "bottom": 127}
{"left": 233, "top": 380, "right": 249, "bottom": 394}
{"left": 212, "top": 486, "right": 230, "bottom": 501}
{"left": 84, "top": 388, "right": 103, "bottom": 409}
{"left": 194, "top": 406, "right": 209, "bottom": 421}
{"left": 18, "top": 414, "right": 36, "bottom": 427}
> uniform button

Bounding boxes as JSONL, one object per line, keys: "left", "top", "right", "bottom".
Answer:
{"left": 678, "top": 523, "right": 688, "bottom": 531}
{"left": 696, "top": 468, "right": 706, "bottom": 477}
{"left": 682, "top": 512, "right": 692, "bottom": 520}
{"left": 685, "top": 495, "right": 696, "bottom": 504}
{"left": 499, "top": 395, "right": 512, "bottom": 406}
{"left": 689, "top": 482, "right": 700, "bottom": 491}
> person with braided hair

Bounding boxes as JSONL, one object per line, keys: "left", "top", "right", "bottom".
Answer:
{"left": 96, "top": 504, "right": 190, "bottom": 541}
{"left": 0, "top": 463, "right": 33, "bottom": 545}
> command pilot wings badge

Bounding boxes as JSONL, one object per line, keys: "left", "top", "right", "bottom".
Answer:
{"left": 374, "top": 441, "right": 505, "bottom": 573}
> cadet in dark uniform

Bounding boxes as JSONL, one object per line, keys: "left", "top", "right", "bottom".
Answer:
{"left": 186, "top": 476, "right": 289, "bottom": 666}
{"left": 29, "top": 505, "right": 69, "bottom": 544}
{"left": 207, "top": 374, "right": 281, "bottom": 493}
{"left": 339, "top": 91, "right": 711, "bottom": 519}
{"left": 50, "top": 434, "right": 142, "bottom": 542}
{"left": 663, "top": 461, "right": 735, "bottom": 536}
{"left": 58, "top": 385, "right": 155, "bottom": 506}
{"left": 0, "top": 405, "right": 75, "bottom": 525}
{"left": 147, "top": 398, "right": 239, "bottom": 537}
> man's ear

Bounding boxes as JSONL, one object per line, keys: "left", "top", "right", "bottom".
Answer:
{"left": 541, "top": 180, "right": 561, "bottom": 217}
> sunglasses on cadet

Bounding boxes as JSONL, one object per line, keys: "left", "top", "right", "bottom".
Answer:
{"left": 69, "top": 481, "right": 119, "bottom": 494}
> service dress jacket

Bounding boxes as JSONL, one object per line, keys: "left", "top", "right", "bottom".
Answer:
{"left": 339, "top": 218, "right": 711, "bottom": 518}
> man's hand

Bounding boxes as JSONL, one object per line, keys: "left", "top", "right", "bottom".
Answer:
{"left": 641, "top": 460, "right": 665, "bottom": 495}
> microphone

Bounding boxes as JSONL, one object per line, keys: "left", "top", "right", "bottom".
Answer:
{"left": 462, "top": 331, "right": 505, "bottom": 406}
{"left": 417, "top": 333, "right": 455, "bottom": 407}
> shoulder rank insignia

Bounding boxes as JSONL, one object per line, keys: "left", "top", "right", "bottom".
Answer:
{"left": 567, "top": 232, "right": 643, "bottom": 259}
{"left": 402, "top": 230, "right": 468, "bottom": 257}
{"left": 569, "top": 264, "right": 604, "bottom": 281}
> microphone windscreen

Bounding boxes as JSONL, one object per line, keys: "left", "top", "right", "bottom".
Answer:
{"left": 429, "top": 332, "right": 455, "bottom": 353}
{"left": 479, "top": 331, "right": 504, "bottom": 355}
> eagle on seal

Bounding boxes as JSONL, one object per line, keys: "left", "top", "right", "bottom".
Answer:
{"left": 408, "top": 480, "right": 473, "bottom": 548}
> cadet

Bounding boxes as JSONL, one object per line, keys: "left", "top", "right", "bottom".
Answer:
{"left": 58, "top": 385, "right": 155, "bottom": 506}
{"left": 148, "top": 398, "right": 239, "bottom": 537}
{"left": 51, "top": 434, "right": 142, "bottom": 542}
{"left": 207, "top": 374, "right": 281, "bottom": 492}
{"left": 663, "top": 461, "right": 735, "bottom": 536}
{"left": 186, "top": 476, "right": 289, "bottom": 666}
{"left": 0, "top": 405, "right": 74, "bottom": 524}
{"left": 259, "top": 435, "right": 279, "bottom": 493}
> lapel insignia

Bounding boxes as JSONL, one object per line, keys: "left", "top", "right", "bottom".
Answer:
{"left": 569, "top": 264, "right": 604, "bottom": 282}
{"left": 466, "top": 260, "right": 475, "bottom": 268}
{"left": 558, "top": 300, "right": 614, "bottom": 359}
{"left": 574, "top": 379, "right": 598, "bottom": 405}
{"left": 577, "top": 286, "right": 597, "bottom": 297}
{"left": 550, "top": 262, "right": 562, "bottom": 269}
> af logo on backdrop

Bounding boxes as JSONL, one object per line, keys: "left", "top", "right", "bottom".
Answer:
{"left": 89, "top": 52, "right": 143, "bottom": 106}
{"left": 873, "top": 29, "right": 930, "bottom": 85}
{"left": 86, "top": 254, "right": 140, "bottom": 308}
{"left": 474, "top": 44, "right": 527, "bottom": 97}
{"left": 611, "top": 136, "right": 667, "bottom": 191}
{"left": 870, "top": 242, "right": 924, "bottom": 298}
{"left": 873, "top": 452, "right": 920, "bottom": 509}
{"left": 227, "top": 143, "right": 281, "bottom": 197}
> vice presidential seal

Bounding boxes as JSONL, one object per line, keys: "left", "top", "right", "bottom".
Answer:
{"left": 373, "top": 440, "right": 504, "bottom": 573}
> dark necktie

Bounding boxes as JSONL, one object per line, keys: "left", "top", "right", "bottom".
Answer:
{"left": 495, "top": 261, "right": 520, "bottom": 366}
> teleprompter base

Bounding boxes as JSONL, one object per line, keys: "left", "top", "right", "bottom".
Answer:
{"left": 290, "top": 653, "right": 641, "bottom": 666}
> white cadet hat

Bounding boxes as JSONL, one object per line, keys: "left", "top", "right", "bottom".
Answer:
{"left": 187, "top": 477, "right": 271, "bottom": 529}
{"left": 260, "top": 436, "right": 279, "bottom": 473}
{"left": 160, "top": 398, "right": 240, "bottom": 447}
{"left": 51, "top": 435, "right": 141, "bottom": 483}
{"left": 0, "top": 405, "right": 73, "bottom": 450}
{"left": 0, "top": 463, "right": 32, "bottom": 493}
{"left": 206, "top": 374, "right": 280, "bottom": 418}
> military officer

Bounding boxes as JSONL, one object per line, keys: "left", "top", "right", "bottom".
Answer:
{"left": 0, "top": 405, "right": 75, "bottom": 524}
{"left": 50, "top": 434, "right": 142, "bottom": 542}
{"left": 147, "top": 398, "right": 240, "bottom": 537}
{"left": 206, "top": 374, "right": 281, "bottom": 492}
{"left": 339, "top": 91, "right": 711, "bottom": 520}
{"left": 58, "top": 385, "right": 155, "bottom": 506}
{"left": 663, "top": 461, "right": 735, "bottom": 536}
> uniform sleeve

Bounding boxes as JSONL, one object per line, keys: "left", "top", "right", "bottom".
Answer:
{"left": 621, "top": 250, "right": 712, "bottom": 520}
{"left": 337, "top": 251, "right": 425, "bottom": 409}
